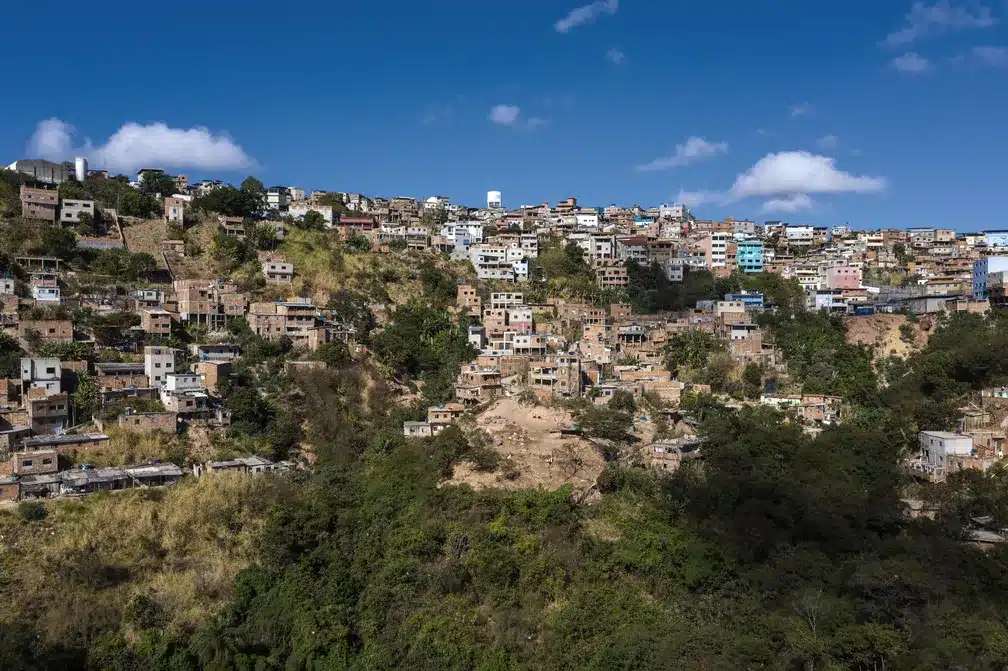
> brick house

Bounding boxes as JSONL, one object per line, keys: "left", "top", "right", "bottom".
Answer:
{"left": 117, "top": 410, "right": 177, "bottom": 433}
{"left": 19, "top": 319, "right": 73, "bottom": 344}
{"left": 20, "top": 185, "right": 58, "bottom": 222}
{"left": 141, "top": 308, "right": 172, "bottom": 336}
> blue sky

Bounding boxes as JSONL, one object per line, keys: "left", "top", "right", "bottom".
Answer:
{"left": 3, "top": 1, "right": 1007, "bottom": 228}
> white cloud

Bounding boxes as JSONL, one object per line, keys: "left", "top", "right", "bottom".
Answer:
{"left": 489, "top": 104, "right": 521, "bottom": 126}
{"left": 760, "top": 194, "right": 816, "bottom": 213}
{"left": 488, "top": 105, "right": 547, "bottom": 130}
{"left": 675, "top": 189, "right": 721, "bottom": 207}
{"left": 974, "top": 45, "right": 1008, "bottom": 66}
{"left": 636, "top": 136, "right": 729, "bottom": 172}
{"left": 728, "top": 151, "right": 886, "bottom": 200}
{"left": 891, "top": 51, "right": 932, "bottom": 72}
{"left": 883, "top": 1, "right": 995, "bottom": 46}
{"left": 25, "top": 118, "right": 254, "bottom": 173}
{"left": 606, "top": 47, "right": 626, "bottom": 64}
{"left": 790, "top": 103, "right": 812, "bottom": 118}
{"left": 816, "top": 135, "right": 839, "bottom": 149}
{"left": 757, "top": 128, "right": 771, "bottom": 136}
{"left": 555, "top": 0, "right": 619, "bottom": 33}
{"left": 28, "top": 118, "right": 77, "bottom": 160}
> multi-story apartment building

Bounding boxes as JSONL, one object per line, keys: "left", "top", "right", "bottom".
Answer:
{"left": 737, "top": 239, "right": 764, "bottom": 273}
{"left": 973, "top": 256, "right": 1008, "bottom": 300}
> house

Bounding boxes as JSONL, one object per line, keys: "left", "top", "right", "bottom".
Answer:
{"left": 20, "top": 433, "right": 109, "bottom": 458}
{"left": 25, "top": 392, "right": 68, "bottom": 433}
{"left": 94, "top": 362, "right": 149, "bottom": 391}
{"left": 190, "top": 343, "right": 241, "bottom": 363}
{"left": 20, "top": 357, "right": 62, "bottom": 396}
{"left": 19, "top": 319, "right": 73, "bottom": 344}
{"left": 117, "top": 409, "right": 177, "bottom": 433}
{"left": 12, "top": 448, "right": 58, "bottom": 476}
{"left": 193, "top": 455, "right": 279, "bottom": 476}
{"left": 912, "top": 431, "right": 977, "bottom": 481}
{"left": 403, "top": 421, "right": 433, "bottom": 438}
{"left": 59, "top": 199, "right": 95, "bottom": 226}
{"left": 123, "top": 463, "right": 184, "bottom": 487}
{"left": 144, "top": 346, "right": 177, "bottom": 387}
{"left": 141, "top": 309, "right": 172, "bottom": 336}
{"left": 0, "top": 476, "right": 18, "bottom": 502}
{"left": 196, "top": 360, "right": 231, "bottom": 393}
{"left": 20, "top": 185, "right": 59, "bottom": 222}
{"left": 262, "top": 259, "right": 294, "bottom": 283}
{"left": 165, "top": 196, "right": 187, "bottom": 223}
{"left": 289, "top": 203, "right": 333, "bottom": 226}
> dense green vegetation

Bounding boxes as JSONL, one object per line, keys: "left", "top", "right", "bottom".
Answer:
{"left": 4, "top": 309, "right": 1008, "bottom": 668}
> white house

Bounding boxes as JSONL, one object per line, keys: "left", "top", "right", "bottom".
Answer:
{"left": 288, "top": 203, "right": 333, "bottom": 226}
{"left": 919, "top": 431, "right": 974, "bottom": 473}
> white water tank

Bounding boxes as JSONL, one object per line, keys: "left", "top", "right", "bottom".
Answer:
{"left": 487, "top": 190, "right": 502, "bottom": 209}
{"left": 74, "top": 156, "right": 88, "bottom": 182}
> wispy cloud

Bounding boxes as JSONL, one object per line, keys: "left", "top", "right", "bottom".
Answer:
{"left": 882, "top": 1, "right": 995, "bottom": 47}
{"left": 675, "top": 189, "right": 721, "bottom": 207}
{"left": 420, "top": 104, "right": 454, "bottom": 126}
{"left": 527, "top": 117, "right": 549, "bottom": 129}
{"left": 816, "top": 135, "right": 839, "bottom": 150}
{"left": 27, "top": 118, "right": 255, "bottom": 173}
{"left": 761, "top": 193, "right": 816, "bottom": 214}
{"left": 555, "top": 0, "right": 619, "bottom": 33}
{"left": 757, "top": 128, "right": 771, "bottom": 136}
{"left": 891, "top": 51, "right": 932, "bottom": 72}
{"left": 636, "top": 137, "right": 729, "bottom": 172}
{"left": 790, "top": 103, "right": 812, "bottom": 118}
{"left": 973, "top": 45, "right": 1008, "bottom": 66}
{"left": 606, "top": 47, "right": 626, "bottom": 65}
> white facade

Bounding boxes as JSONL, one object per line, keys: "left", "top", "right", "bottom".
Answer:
{"left": 919, "top": 431, "right": 974, "bottom": 471}
{"left": 659, "top": 203, "right": 689, "bottom": 220}
{"left": 32, "top": 285, "right": 60, "bottom": 302}
{"left": 785, "top": 225, "right": 814, "bottom": 244}
{"left": 60, "top": 199, "right": 95, "bottom": 225}
{"left": 576, "top": 211, "right": 600, "bottom": 228}
{"left": 288, "top": 203, "right": 334, "bottom": 226}
{"left": 487, "top": 190, "right": 502, "bottom": 209}
{"left": 144, "top": 347, "right": 177, "bottom": 387}
{"left": 708, "top": 232, "right": 731, "bottom": 268}
{"left": 21, "top": 357, "right": 62, "bottom": 395}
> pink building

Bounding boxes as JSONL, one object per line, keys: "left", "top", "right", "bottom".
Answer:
{"left": 827, "top": 265, "right": 862, "bottom": 290}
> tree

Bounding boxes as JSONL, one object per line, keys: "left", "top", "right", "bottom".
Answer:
{"left": 139, "top": 172, "right": 178, "bottom": 197}
{"left": 72, "top": 373, "right": 99, "bottom": 422}
{"left": 36, "top": 227, "right": 77, "bottom": 259}
{"left": 300, "top": 210, "right": 326, "bottom": 231}
{"left": 608, "top": 389, "right": 636, "bottom": 414}
{"left": 743, "top": 362, "right": 763, "bottom": 399}
{"left": 118, "top": 189, "right": 159, "bottom": 218}
{"left": 314, "top": 341, "right": 351, "bottom": 369}
{"left": 664, "top": 328, "right": 725, "bottom": 376}
{"left": 346, "top": 234, "right": 371, "bottom": 252}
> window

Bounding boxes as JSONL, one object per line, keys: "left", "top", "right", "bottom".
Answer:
{"left": 22, "top": 460, "right": 32, "bottom": 467}
{"left": 42, "top": 458, "right": 52, "bottom": 465}
{"left": 46, "top": 367, "right": 55, "bottom": 374}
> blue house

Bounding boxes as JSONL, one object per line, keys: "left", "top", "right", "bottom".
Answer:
{"left": 737, "top": 239, "right": 764, "bottom": 273}
{"left": 725, "top": 292, "right": 765, "bottom": 310}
